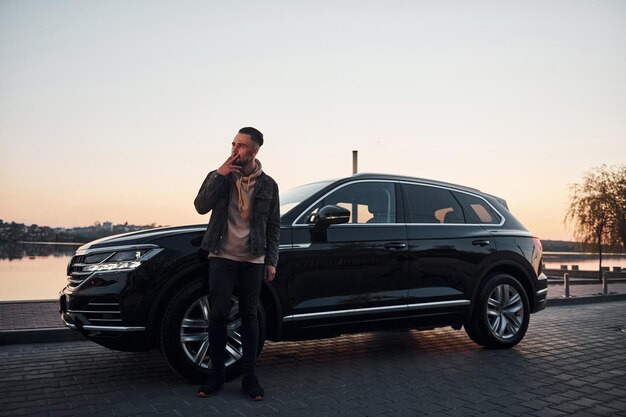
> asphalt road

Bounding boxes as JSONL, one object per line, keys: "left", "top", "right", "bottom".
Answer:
{"left": 1, "top": 301, "right": 625, "bottom": 417}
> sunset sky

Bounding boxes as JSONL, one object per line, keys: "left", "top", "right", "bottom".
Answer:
{"left": 1, "top": 1, "right": 625, "bottom": 241}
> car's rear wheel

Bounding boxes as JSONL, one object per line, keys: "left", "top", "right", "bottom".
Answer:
{"left": 160, "top": 279, "right": 266, "bottom": 382}
{"left": 465, "top": 273, "right": 530, "bottom": 349}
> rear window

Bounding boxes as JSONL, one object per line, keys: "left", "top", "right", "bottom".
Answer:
{"left": 402, "top": 184, "right": 464, "bottom": 224}
{"left": 452, "top": 191, "right": 501, "bottom": 224}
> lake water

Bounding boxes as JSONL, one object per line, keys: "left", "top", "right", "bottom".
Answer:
{"left": 1, "top": 243, "right": 626, "bottom": 301}
{"left": 542, "top": 252, "right": 626, "bottom": 271}
{"left": 0, "top": 243, "right": 78, "bottom": 301}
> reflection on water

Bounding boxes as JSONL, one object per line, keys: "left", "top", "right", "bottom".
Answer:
{"left": 543, "top": 252, "right": 626, "bottom": 270}
{"left": 1, "top": 242, "right": 79, "bottom": 260}
{"left": 0, "top": 243, "right": 79, "bottom": 301}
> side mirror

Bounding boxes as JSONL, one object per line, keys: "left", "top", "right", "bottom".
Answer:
{"left": 310, "top": 205, "right": 350, "bottom": 242}
{"left": 315, "top": 205, "right": 350, "bottom": 225}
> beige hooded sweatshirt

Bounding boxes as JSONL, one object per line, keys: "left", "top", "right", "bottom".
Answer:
{"left": 210, "top": 160, "right": 265, "bottom": 264}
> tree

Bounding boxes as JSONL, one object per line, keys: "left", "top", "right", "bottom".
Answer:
{"left": 565, "top": 165, "right": 626, "bottom": 280}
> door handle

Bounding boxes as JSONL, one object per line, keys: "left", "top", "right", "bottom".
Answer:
{"left": 384, "top": 242, "right": 407, "bottom": 251}
{"left": 472, "top": 239, "right": 490, "bottom": 247}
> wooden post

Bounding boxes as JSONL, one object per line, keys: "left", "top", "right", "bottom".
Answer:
{"left": 352, "top": 150, "right": 358, "bottom": 174}
{"left": 603, "top": 271, "right": 608, "bottom": 295}
{"left": 564, "top": 273, "right": 570, "bottom": 298}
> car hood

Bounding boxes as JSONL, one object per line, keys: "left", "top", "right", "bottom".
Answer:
{"left": 77, "top": 224, "right": 207, "bottom": 251}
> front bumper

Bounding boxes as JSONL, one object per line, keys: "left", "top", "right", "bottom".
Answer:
{"left": 59, "top": 268, "right": 151, "bottom": 351}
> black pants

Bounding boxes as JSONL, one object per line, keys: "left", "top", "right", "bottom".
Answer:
{"left": 208, "top": 257, "right": 264, "bottom": 374}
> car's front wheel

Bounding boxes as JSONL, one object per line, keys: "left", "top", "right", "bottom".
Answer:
{"left": 465, "top": 273, "right": 530, "bottom": 349}
{"left": 160, "top": 279, "right": 266, "bottom": 382}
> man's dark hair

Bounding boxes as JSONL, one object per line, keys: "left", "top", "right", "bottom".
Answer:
{"left": 239, "top": 127, "right": 264, "bottom": 147}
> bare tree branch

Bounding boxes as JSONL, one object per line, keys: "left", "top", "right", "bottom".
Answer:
{"left": 565, "top": 165, "right": 626, "bottom": 280}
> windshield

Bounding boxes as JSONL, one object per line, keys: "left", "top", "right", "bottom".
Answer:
{"left": 280, "top": 180, "right": 334, "bottom": 216}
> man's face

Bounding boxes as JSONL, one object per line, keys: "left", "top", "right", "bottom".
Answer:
{"left": 231, "top": 133, "right": 258, "bottom": 167}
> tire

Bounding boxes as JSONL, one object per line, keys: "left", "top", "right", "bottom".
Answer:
{"left": 464, "top": 273, "right": 530, "bottom": 349}
{"left": 159, "top": 279, "right": 266, "bottom": 383}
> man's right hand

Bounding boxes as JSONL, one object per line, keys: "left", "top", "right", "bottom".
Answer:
{"left": 216, "top": 154, "right": 241, "bottom": 176}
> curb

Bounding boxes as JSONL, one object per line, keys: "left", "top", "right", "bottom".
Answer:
{"left": 0, "top": 327, "right": 86, "bottom": 345}
{"left": 546, "top": 293, "right": 626, "bottom": 307}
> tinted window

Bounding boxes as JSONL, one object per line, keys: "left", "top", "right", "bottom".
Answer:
{"left": 403, "top": 184, "right": 464, "bottom": 224}
{"left": 300, "top": 182, "right": 396, "bottom": 224}
{"left": 453, "top": 191, "right": 501, "bottom": 224}
{"left": 280, "top": 180, "right": 334, "bottom": 216}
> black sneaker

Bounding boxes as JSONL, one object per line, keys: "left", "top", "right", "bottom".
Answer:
{"left": 241, "top": 374, "right": 264, "bottom": 401}
{"left": 197, "top": 369, "right": 225, "bottom": 397}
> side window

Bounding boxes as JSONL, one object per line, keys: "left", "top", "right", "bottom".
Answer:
{"left": 403, "top": 184, "right": 465, "bottom": 224}
{"left": 302, "top": 182, "right": 396, "bottom": 224}
{"left": 452, "top": 191, "right": 501, "bottom": 224}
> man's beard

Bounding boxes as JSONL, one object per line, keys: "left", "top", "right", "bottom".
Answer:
{"left": 234, "top": 154, "right": 253, "bottom": 168}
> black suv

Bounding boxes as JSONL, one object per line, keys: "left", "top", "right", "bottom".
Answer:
{"left": 60, "top": 173, "right": 547, "bottom": 381}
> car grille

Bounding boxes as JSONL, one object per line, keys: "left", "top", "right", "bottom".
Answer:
{"left": 69, "top": 297, "right": 122, "bottom": 325}
{"left": 66, "top": 255, "right": 92, "bottom": 289}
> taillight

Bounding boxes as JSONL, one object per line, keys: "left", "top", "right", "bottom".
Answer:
{"left": 532, "top": 237, "right": 543, "bottom": 252}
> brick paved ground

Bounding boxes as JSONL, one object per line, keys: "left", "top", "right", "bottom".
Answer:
{"left": 0, "top": 301, "right": 61, "bottom": 330}
{"left": 1, "top": 301, "right": 625, "bottom": 417}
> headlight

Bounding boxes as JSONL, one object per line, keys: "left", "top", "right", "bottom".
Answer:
{"left": 82, "top": 260, "right": 142, "bottom": 272}
{"left": 80, "top": 247, "right": 163, "bottom": 273}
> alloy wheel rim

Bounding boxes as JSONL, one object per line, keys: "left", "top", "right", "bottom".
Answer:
{"left": 179, "top": 295, "right": 242, "bottom": 368}
{"left": 486, "top": 283, "right": 524, "bottom": 340}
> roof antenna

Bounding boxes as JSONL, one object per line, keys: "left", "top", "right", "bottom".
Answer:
{"left": 352, "top": 150, "right": 358, "bottom": 175}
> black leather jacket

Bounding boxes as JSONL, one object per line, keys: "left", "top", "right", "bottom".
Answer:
{"left": 194, "top": 170, "right": 280, "bottom": 266}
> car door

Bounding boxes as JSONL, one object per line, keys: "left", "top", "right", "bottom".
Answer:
{"left": 282, "top": 181, "right": 409, "bottom": 330}
{"left": 401, "top": 183, "right": 498, "bottom": 322}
